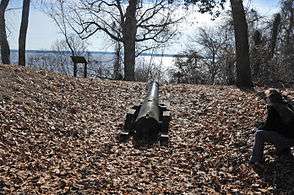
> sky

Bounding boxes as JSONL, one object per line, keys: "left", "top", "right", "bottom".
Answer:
{"left": 6, "top": 0, "right": 280, "bottom": 53}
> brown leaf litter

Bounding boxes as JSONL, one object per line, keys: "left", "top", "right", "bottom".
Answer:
{"left": 0, "top": 64, "right": 294, "bottom": 194}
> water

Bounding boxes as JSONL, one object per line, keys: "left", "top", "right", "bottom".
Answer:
{"left": 9, "top": 50, "right": 176, "bottom": 81}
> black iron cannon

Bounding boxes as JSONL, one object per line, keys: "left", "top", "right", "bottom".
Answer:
{"left": 120, "top": 81, "right": 171, "bottom": 145}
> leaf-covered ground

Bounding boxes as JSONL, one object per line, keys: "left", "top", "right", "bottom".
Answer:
{"left": 0, "top": 64, "right": 294, "bottom": 194}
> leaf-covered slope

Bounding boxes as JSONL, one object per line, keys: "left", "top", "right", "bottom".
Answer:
{"left": 0, "top": 64, "right": 294, "bottom": 194}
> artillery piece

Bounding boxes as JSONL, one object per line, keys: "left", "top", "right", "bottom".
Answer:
{"left": 120, "top": 81, "right": 171, "bottom": 145}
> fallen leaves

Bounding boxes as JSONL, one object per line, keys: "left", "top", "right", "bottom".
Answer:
{"left": 0, "top": 64, "right": 294, "bottom": 194}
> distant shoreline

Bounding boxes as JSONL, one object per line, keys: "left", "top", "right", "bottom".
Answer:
{"left": 10, "top": 49, "right": 178, "bottom": 58}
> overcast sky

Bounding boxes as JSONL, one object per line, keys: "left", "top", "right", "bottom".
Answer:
{"left": 6, "top": 0, "right": 280, "bottom": 53}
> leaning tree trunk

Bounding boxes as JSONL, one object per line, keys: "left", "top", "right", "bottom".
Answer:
{"left": 230, "top": 0, "right": 253, "bottom": 88}
{"left": 18, "top": 0, "right": 31, "bottom": 66}
{"left": 0, "top": 0, "right": 10, "bottom": 64}
{"left": 122, "top": 0, "right": 137, "bottom": 81}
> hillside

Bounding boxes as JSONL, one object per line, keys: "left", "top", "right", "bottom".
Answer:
{"left": 0, "top": 64, "right": 294, "bottom": 194}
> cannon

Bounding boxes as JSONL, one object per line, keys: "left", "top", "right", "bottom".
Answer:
{"left": 120, "top": 81, "right": 171, "bottom": 145}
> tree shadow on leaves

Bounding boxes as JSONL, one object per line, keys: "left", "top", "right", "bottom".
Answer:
{"left": 131, "top": 135, "right": 160, "bottom": 149}
{"left": 238, "top": 86, "right": 255, "bottom": 92}
{"left": 118, "top": 130, "right": 168, "bottom": 150}
{"left": 256, "top": 155, "right": 294, "bottom": 194}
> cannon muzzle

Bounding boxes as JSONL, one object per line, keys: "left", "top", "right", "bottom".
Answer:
{"left": 120, "top": 80, "right": 171, "bottom": 145}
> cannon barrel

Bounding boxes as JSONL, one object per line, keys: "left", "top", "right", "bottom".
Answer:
{"left": 121, "top": 80, "right": 171, "bottom": 145}
{"left": 134, "top": 81, "right": 160, "bottom": 137}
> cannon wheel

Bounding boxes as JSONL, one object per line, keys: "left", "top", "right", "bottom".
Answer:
{"left": 120, "top": 104, "right": 141, "bottom": 142}
{"left": 159, "top": 102, "right": 171, "bottom": 146}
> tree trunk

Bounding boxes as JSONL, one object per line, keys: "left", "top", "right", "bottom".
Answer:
{"left": 227, "top": 61, "right": 235, "bottom": 85}
{"left": 113, "top": 41, "right": 122, "bottom": 80}
{"left": 18, "top": 0, "right": 31, "bottom": 66}
{"left": 230, "top": 0, "right": 253, "bottom": 88}
{"left": 252, "top": 30, "right": 262, "bottom": 77}
{"left": 0, "top": 0, "right": 10, "bottom": 64}
{"left": 269, "top": 13, "right": 281, "bottom": 59}
{"left": 122, "top": 0, "right": 137, "bottom": 81}
{"left": 210, "top": 52, "right": 216, "bottom": 84}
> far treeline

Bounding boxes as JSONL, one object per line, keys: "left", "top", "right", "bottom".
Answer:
{"left": 0, "top": 0, "right": 293, "bottom": 88}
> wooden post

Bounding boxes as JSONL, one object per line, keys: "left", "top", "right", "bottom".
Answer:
{"left": 84, "top": 62, "right": 87, "bottom": 78}
{"left": 73, "top": 62, "right": 77, "bottom": 77}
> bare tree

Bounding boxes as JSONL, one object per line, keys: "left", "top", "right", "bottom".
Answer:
{"left": 111, "top": 22, "right": 122, "bottom": 80}
{"left": 269, "top": 13, "right": 281, "bottom": 59}
{"left": 230, "top": 0, "right": 253, "bottom": 88}
{"left": 0, "top": 0, "right": 10, "bottom": 64}
{"left": 172, "top": 51, "right": 206, "bottom": 84}
{"left": 45, "top": 0, "right": 78, "bottom": 56}
{"left": 45, "top": 0, "right": 90, "bottom": 77}
{"left": 66, "top": 0, "right": 182, "bottom": 81}
{"left": 195, "top": 27, "right": 231, "bottom": 84}
{"left": 218, "top": 21, "right": 236, "bottom": 85}
{"left": 174, "top": 24, "right": 235, "bottom": 85}
{"left": 18, "top": 0, "right": 31, "bottom": 66}
{"left": 135, "top": 60, "right": 163, "bottom": 82}
{"left": 280, "top": 0, "right": 294, "bottom": 80}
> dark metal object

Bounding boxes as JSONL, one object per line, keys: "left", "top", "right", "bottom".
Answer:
{"left": 120, "top": 81, "right": 171, "bottom": 145}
